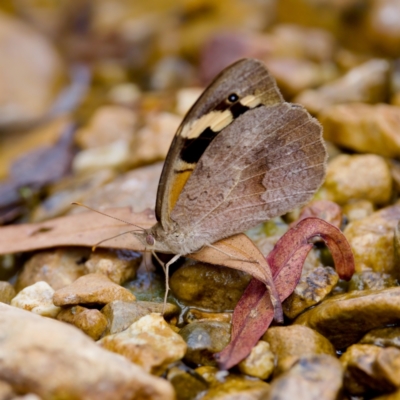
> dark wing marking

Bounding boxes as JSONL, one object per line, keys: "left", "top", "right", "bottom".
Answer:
{"left": 170, "top": 103, "right": 326, "bottom": 244}
{"left": 155, "top": 58, "right": 283, "bottom": 228}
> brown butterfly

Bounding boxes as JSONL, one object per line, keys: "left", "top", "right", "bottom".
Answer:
{"left": 127, "top": 58, "right": 327, "bottom": 317}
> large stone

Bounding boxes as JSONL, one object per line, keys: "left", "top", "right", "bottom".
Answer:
{"left": 0, "top": 303, "right": 173, "bottom": 399}
{"left": 267, "top": 355, "right": 343, "bottom": 400}
{"left": 320, "top": 104, "right": 400, "bottom": 158}
{"left": 323, "top": 154, "right": 392, "bottom": 206}
{"left": 53, "top": 273, "right": 135, "bottom": 306}
{"left": 16, "top": 248, "right": 89, "bottom": 292}
{"left": 99, "top": 313, "right": 186, "bottom": 375}
{"left": 295, "top": 287, "right": 400, "bottom": 348}
{"left": 101, "top": 300, "right": 179, "bottom": 335}
{"left": 170, "top": 259, "right": 251, "bottom": 311}
{"left": 344, "top": 204, "right": 400, "bottom": 275}
{"left": 262, "top": 325, "right": 335, "bottom": 375}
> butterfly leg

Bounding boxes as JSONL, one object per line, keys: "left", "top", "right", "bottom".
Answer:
{"left": 162, "top": 254, "right": 181, "bottom": 315}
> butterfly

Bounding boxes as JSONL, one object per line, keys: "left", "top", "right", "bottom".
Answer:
{"left": 130, "top": 58, "right": 326, "bottom": 317}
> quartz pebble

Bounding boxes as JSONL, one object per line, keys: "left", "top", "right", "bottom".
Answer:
{"left": 0, "top": 303, "right": 173, "bottom": 399}
{"left": 11, "top": 281, "right": 60, "bottom": 318}
{"left": 101, "top": 300, "right": 179, "bottom": 335}
{"left": 238, "top": 340, "right": 275, "bottom": 380}
{"left": 53, "top": 273, "right": 135, "bottom": 307}
{"left": 179, "top": 321, "right": 231, "bottom": 366}
{"left": 16, "top": 248, "right": 89, "bottom": 292}
{"left": 99, "top": 313, "right": 187, "bottom": 375}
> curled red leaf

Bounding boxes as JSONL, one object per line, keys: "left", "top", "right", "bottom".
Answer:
{"left": 216, "top": 217, "right": 355, "bottom": 369}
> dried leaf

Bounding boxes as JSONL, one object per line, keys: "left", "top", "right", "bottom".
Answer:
{"left": 216, "top": 217, "right": 355, "bottom": 369}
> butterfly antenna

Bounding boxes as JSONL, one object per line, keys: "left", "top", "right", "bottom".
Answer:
{"left": 91, "top": 229, "right": 143, "bottom": 251}
{"left": 72, "top": 202, "right": 146, "bottom": 231}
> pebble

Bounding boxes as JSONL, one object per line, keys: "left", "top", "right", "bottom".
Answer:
{"left": 348, "top": 271, "right": 397, "bottom": 291}
{"left": 267, "top": 355, "right": 343, "bottom": 400}
{"left": 56, "top": 305, "right": 108, "bottom": 340}
{"left": 179, "top": 321, "right": 231, "bottom": 366}
{"left": 283, "top": 266, "right": 339, "bottom": 319}
{"left": 295, "top": 287, "right": 400, "bottom": 348}
{"left": 342, "top": 200, "right": 374, "bottom": 222}
{"left": 0, "top": 303, "right": 174, "bottom": 399}
{"left": 0, "top": 281, "right": 16, "bottom": 304}
{"left": 262, "top": 326, "right": 335, "bottom": 376}
{"left": 99, "top": 313, "right": 187, "bottom": 375}
{"left": 75, "top": 105, "right": 137, "bottom": 149}
{"left": 84, "top": 248, "right": 142, "bottom": 285}
{"left": 323, "top": 154, "right": 392, "bottom": 205}
{"left": 16, "top": 248, "right": 89, "bottom": 292}
{"left": 320, "top": 103, "right": 400, "bottom": 158}
{"left": 360, "top": 327, "right": 400, "bottom": 349}
{"left": 11, "top": 281, "right": 61, "bottom": 318}
{"left": 344, "top": 204, "right": 400, "bottom": 274}
{"left": 53, "top": 273, "right": 135, "bottom": 307}
{"left": 170, "top": 259, "right": 251, "bottom": 311}
{"left": 238, "top": 341, "right": 275, "bottom": 380}
{"left": 101, "top": 300, "right": 179, "bottom": 335}
{"left": 167, "top": 366, "right": 209, "bottom": 399}
{"left": 295, "top": 59, "right": 390, "bottom": 114}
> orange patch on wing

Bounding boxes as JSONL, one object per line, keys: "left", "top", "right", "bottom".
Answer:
{"left": 168, "top": 170, "right": 193, "bottom": 212}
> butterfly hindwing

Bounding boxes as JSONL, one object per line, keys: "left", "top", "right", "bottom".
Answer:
{"left": 155, "top": 58, "right": 283, "bottom": 229}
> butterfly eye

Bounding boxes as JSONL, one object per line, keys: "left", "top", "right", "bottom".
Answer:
{"left": 227, "top": 93, "right": 239, "bottom": 103}
{"left": 146, "top": 234, "right": 155, "bottom": 246}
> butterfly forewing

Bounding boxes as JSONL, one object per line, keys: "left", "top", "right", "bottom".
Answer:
{"left": 155, "top": 59, "right": 283, "bottom": 229}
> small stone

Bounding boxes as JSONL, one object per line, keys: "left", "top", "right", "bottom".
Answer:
{"left": 170, "top": 259, "right": 251, "bottom": 311}
{"left": 176, "top": 87, "right": 203, "bottom": 116}
{"left": 340, "top": 344, "right": 391, "bottom": 395}
{"left": 16, "top": 248, "right": 89, "bottom": 292}
{"left": 84, "top": 249, "right": 141, "bottom": 285}
{"left": 360, "top": 327, "right": 400, "bottom": 349}
{"left": 238, "top": 341, "right": 274, "bottom": 380}
{"left": 11, "top": 281, "right": 60, "bottom": 318}
{"left": 0, "top": 380, "right": 16, "bottom": 398}
{"left": 0, "top": 281, "right": 16, "bottom": 304}
{"left": 184, "top": 310, "right": 232, "bottom": 325}
{"left": 348, "top": 271, "right": 397, "bottom": 292}
{"left": 262, "top": 326, "right": 335, "bottom": 376}
{"left": 56, "top": 305, "right": 108, "bottom": 340}
{"left": 108, "top": 83, "right": 141, "bottom": 106}
{"left": 344, "top": 204, "right": 400, "bottom": 274}
{"left": 283, "top": 266, "right": 339, "bottom": 319}
{"left": 53, "top": 273, "right": 135, "bottom": 307}
{"left": 267, "top": 355, "right": 343, "bottom": 400}
{"left": 295, "top": 287, "right": 400, "bottom": 348}
{"left": 99, "top": 313, "right": 187, "bottom": 375}
{"left": 320, "top": 104, "right": 400, "bottom": 158}
{"left": 73, "top": 139, "right": 132, "bottom": 173}
{"left": 201, "top": 376, "right": 270, "bottom": 400}
{"left": 194, "top": 366, "right": 220, "bottom": 386}
{"left": 342, "top": 200, "right": 374, "bottom": 222}
{"left": 375, "top": 347, "right": 400, "bottom": 388}
{"left": 167, "top": 366, "right": 209, "bottom": 400}
{"left": 133, "top": 112, "right": 181, "bottom": 166}
{"left": 295, "top": 59, "right": 390, "bottom": 114}
{"left": 101, "top": 300, "right": 179, "bottom": 335}
{"left": 76, "top": 105, "right": 137, "bottom": 149}
{"left": 323, "top": 154, "right": 392, "bottom": 205}
{"left": 179, "top": 321, "right": 231, "bottom": 366}
{"left": 0, "top": 303, "right": 174, "bottom": 399}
